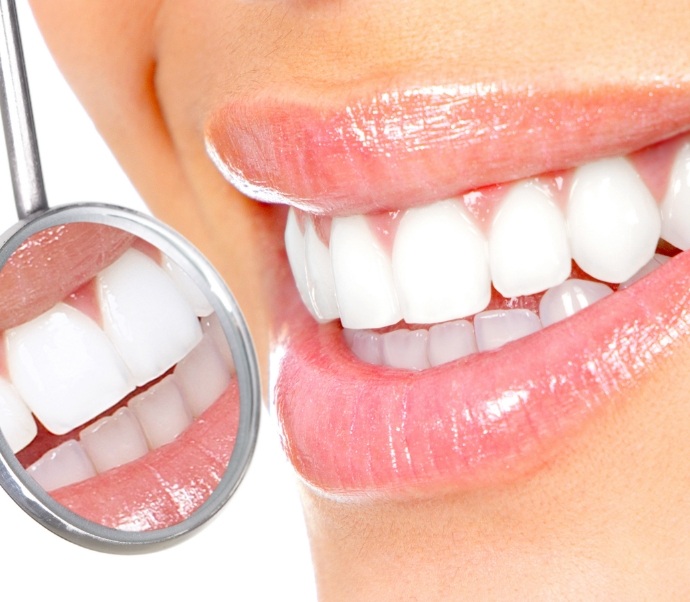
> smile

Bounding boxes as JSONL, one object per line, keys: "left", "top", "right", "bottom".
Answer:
{"left": 0, "top": 225, "right": 237, "bottom": 529}
{"left": 207, "top": 81, "right": 690, "bottom": 497}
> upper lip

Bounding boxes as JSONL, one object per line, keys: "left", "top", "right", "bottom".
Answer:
{"left": 205, "top": 80, "right": 690, "bottom": 216}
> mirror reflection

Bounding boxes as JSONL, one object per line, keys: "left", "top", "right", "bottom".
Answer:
{"left": 0, "top": 222, "right": 239, "bottom": 531}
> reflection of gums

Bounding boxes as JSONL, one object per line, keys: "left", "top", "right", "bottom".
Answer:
{"left": 52, "top": 383, "right": 239, "bottom": 531}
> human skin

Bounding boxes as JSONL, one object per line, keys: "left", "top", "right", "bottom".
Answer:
{"left": 30, "top": 1, "right": 690, "bottom": 599}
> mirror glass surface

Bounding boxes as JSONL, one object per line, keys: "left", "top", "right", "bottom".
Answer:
{"left": 0, "top": 221, "right": 242, "bottom": 533}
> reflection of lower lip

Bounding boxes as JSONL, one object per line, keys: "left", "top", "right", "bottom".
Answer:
{"left": 271, "top": 246, "right": 689, "bottom": 496}
{"left": 50, "top": 383, "right": 238, "bottom": 531}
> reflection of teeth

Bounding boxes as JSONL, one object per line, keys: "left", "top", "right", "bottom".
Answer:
{"left": 567, "top": 157, "right": 660, "bottom": 283}
{"left": 79, "top": 407, "right": 149, "bottom": 473}
{"left": 26, "top": 314, "right": 236, "bottom": 492}
{"left": 331, "top": 215, "right": 401, "bottom": 329}
{"left": 26, "top": 440, "right": 97, "bottom": 493}
{"left": 539, "top": 279, "right": 614, "bottom": 327}
{"left": 393, "top": 200, "right": 490, "bottom": 323}
{"left": 201, "top": 313, "right": 235, "bottom": 370}
{"left": 162, "top": 257, "right": 214, "bottom": 317}
{"left": 6, "top": 303, "right": 133, "bottom": 436}
{"left": 0, "top": 377, "right": 37, "bottom": 453}
{"left": 489, "top": 181, "right": 570, "bottom": 297}
{"left": 98, "top": 249, "right": 203, "bottom": 385}
{"left": 660, "top": 142, "right": 690, "bottom": 251}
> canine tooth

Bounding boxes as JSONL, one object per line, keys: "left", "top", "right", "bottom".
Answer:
{"left": 162, "top": 256, "right": 214, "bottom": 317}
{"left": 79, "top": 407, "right": 149, "bottom": 473}
{"left": 128, "top": 375, "right": 193, "bottom": 449}
{"left": 174, "top": 334, "right": 232, "bottom": 417}
{"left": 539, "top": 279, "right": 613, "bottom": 327}
{"left": 660, "top": 142, "right": 690, "bottom": 250}
{"left": 489, "top": 181, "right": 571, "bottom": 297}
{"left": 331, "top": 215, "right": 401, "bottom": 329}
{"left": 284, "top": 209, "right": 320, "bottom": 319}
{"left": 567, "top": 157, "right": 661, "bottom": 283}
{"left": 0, "top": 377, "right": 37, "bottom": 453}
{"left": 6, "top": 303, "right": 133, "bottom": 435}
{"left": 347, "top": 329, "right": 384, "bottom": 365}
{"left": 474, "top": 309, "right": 542, "bottom": 352}
{"left": 618, "top": 254, "right": 671, "bottom": 290}
{"left": 201, "top": 312, "right": 235, "bottom": 370}
{"left": 26, "top": 440, "right": 97, "bottom": 492}
{"left": 392, "top": 200, "right": 490, "bottom": 323}
{"left": 304, "top": 218, "right": 339, "bottom": 321}
{"left": 98, "top": 248, "right": 203, "bottom": 386}
{"left": 428, "top": 320, "right": 477, "bottom": 367}
{"left": 381, "top": 329, "right": 430, "bottom": 371}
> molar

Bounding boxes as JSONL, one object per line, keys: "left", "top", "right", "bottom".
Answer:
{"left": 567, "top": 157, "right": 661, "bottom": 283}
{"left": 489, "top": 181, "right": 571, "bottom": 297}
{"left": 392, "top": 200, "right": 490, "bottom": 323}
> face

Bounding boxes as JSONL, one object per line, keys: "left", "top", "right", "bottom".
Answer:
{"left": 28, "top": 0, "right": 690, "bottom": 597}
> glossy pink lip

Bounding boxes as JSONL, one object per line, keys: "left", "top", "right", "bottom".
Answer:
{"left": 206, "top": 82, "right": 690, "bottom": 215}
{"left": 207, "top": 81, "right": 690, "bottom": 496}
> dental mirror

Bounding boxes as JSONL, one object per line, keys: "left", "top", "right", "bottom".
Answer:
{"left": 0, "top": 0, "right": 260, "bottom": 551}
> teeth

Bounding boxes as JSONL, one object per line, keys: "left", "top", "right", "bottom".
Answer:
{"left": 26, "top": 440, "right": 97, "bottom": 492}
{"left": 331, "top": 215, "right": 401, "bottom": 329}
{"left": 6, "top": 303, "right": 133, "bottom": 435}
{"left": 428, "top": 320, "right": 477, "bottom": 367}
{"left": 345, "top": 329, "right": 384, "bottom": 365}
{"left": 128, "top": 375, "right": 193, "bottom": 450}
{"left": 201, "top": 312, "right": 235, "bottom": 369}
{"left": 381, "top": 328, "right": 430, "bottom": 371}
{"left": 174, "top": 333, "right": 233, "bottom": 417}
{"left": 0, "top": 377, "right": 37, "bottom": 453}
{"left": 567, "top": 157, "right": 661, "bottom": 283}
{"left": 660, "top": 142, "right": 690, "bottom": 251}
{"left": 162, "top": 257, "right": 214, "bottom": 317}
{"left": 489, "top": 181, "right": 571, "bottom": 297}
{"left": 97, "top": 248, "right": 203, "bottom": 385}
{"left": 393, "top": 200, "right": 490, "bottom": 324}
{"left": 304, "top": 218, "right": 340, "bottom": 321}
{"left": 474, "top": 309, "right": 542, "bottom": 352}
{"left": 539, "top": 279, "right": 613, "bottom": 327}
{"left": 618, "top": 254, "right": 670, "bottom": 290}
{"left": 284, "top": 209, "right": 319, "bottom": 319}
{"left": 79, "top": 407, "right": 149, "bottom": 473}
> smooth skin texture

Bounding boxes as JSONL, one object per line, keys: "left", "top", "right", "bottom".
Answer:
{"left": 30, "top": 1, "right": 690, "bottom": 599}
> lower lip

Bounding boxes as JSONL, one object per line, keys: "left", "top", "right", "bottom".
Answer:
{"left": 48, "top": 384, "right": 238, "bottom": 530}
{"left": 270, "top": 245, "right": 690, "bottom": 496}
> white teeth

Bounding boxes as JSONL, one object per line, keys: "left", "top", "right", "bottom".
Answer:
{"left": 489, "top": 181, "right": 571, "bottom": 297}
{"left": 284, "top": 209, "right": 319, "bottom": 319}
{"left": 174, "top": 333, "right": 233, "bottom": 417}
{"left": 474, "top": 309, "right": 542, "bottom": 352}
{"left": 567, "top": 157, "right": 661, "bottom": 283}
{"left": 128, "top": 375, "right": 193, "bottom": 449}
{"left": 660, "top": 142, "right": 690, "bottom": 251}
{"left": 6, "top": 303, "right": 133, "bottom": 435}
{"left": 331, "top": 215, "right": 401, "bottom": 329}
{"left": 162, "top": 257, "right": 214, "bottom": 317}
{"left": 381, "top": 329, "right": 430, "bottom": 371}
{"left": 428, "top": 320, "right": 477, "bottom": 367}
{"left": 304, "top": 218, "right": 340, "bottom": 321}
{"left": 539, "top": 279, "right": 613, "bottom": 327}
{"left": 618, "top": 254, "right": 670, "bottom": 290}
{"left": 26, "top": 440, "right": 97, "bottom": 493}
{"left": 79, "top": 407, "right": 149, "bottom": 473}
{"left": 201, "top": 312, "right": 235, "bottom": 370}
{"left": 346, "top": 329, "right": 384, "bottom": 365}
{"left": 393, "top": 200, "right": 490, "bottom": 324}
{"left": 97, "top": 248, "right": 203, "bottom": 386}
{"left": 0, "top": 377, "right": 37, "bottom": 453}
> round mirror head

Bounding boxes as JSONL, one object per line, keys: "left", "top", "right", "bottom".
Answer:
{"left": 0, "top": 204, "right": 260, "bottom": 551}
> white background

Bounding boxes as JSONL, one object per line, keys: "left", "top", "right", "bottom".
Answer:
{"left": 0, "top": 4, "right": 316, "bottom": 600}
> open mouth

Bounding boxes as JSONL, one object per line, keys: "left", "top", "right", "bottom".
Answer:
{"left": 207, "top": 83, "right": 690, "bottom": 498}
{"left": 0, "top": 224, "right": 238, "bottom": 530}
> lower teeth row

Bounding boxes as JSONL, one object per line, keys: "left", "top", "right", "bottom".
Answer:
{"left": 344, "top": 255, "right": 669, "bottom": 371}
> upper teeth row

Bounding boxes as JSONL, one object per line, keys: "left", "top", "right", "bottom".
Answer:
{"left": 0, "top": 247, "right": 217, "bottom": 454}
{"left": 285, "top": 144, "right": 690, "bottom": 330}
